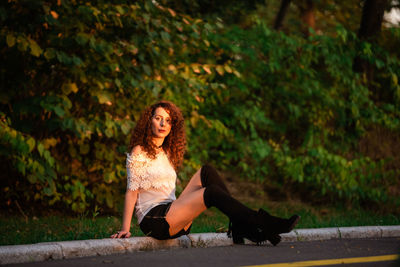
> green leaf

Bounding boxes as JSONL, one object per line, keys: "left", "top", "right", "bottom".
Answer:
{"left": 62, "top": 96, "right": 73, "bottom": 109}
{"left": 105, "top": 128, "right": 113, "bottom": 138}
{"left": 233, "top": 70, "right": 241, "bottom": 78}
{"left": 72, "top": 56, "right": 83, "bottom": 66}
{"left": 216, "top": 66, "right": 224, "bottom": 75}
{"left": 115, "top": 78, "right": 121, "bottom": 88}
{"left": 161, "top": 31, "right": 170, "bottom": 42}
{"left": 121, "top": 122, "right": 130, "bottom": 135}
{"left": 44, "top": 48, "right": 56, "bottom": 60}
{"left": 43, "top": 150, "right": 51, "bottom": 162}
{"left": 97, "top": 92, "right": 111, "bottom": 104}
{"left": 68, "top": 145, "right": 78, "bottom": 157}
{"left": 56, "top": 51, "right": 72, "bottom": 64}
{"left": 79, "top": 143, "right": 90, "bottom": 155}
{"left": 27, "top": 137, "right": 36, "bottom": 152}
{"left": 224, "top": 65, "right": 232, "bottom": 73}
{"left": 105, "top": 191, "right": 114, "bottom": 208}
{"left": 62, "top": 83, "right": 79, "bottom": 95}
{"left": 115, "top": 5, "right": 125, "bottom": 15}
{"left": 143, "top": 64, "right": 151, "bottom": 76}
{"left": 16, "top": 161, "right": 26, "bottom": 176}
{"left": 6, "top": 34, "right": 15, "bottom": 47}
{"left": 104, "top": 172, "right": 115, "bottom": 183}
{"left": 54, "top": 106, "right": 65, "bottom": 117}
{"left": 392, "top": 74, "right": 398, "bottom": 86}
{"left": 37, "top": 143, "right": 44, "bottom": 156}
{"left": 44, "top": 186, "right": 53, "bottom": 196}
{"left": 48, "top": 157, "right": 55, "bottom": 167}
{"left": 27, "top": 174, "right": 37, "bottom": 184}
{"left": 75, "top": 33, "right": 90, "bottom": 46}
{"left": 17, "top": 36, "right": 29, "bottom": 52}
{"left": 28, "top": 38, "right": 42, "bottom": 57}
{"left": 375, "top": 59, "right": 384, "bottom": 69}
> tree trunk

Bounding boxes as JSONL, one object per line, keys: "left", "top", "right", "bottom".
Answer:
{"left": 274, "top": 0, "right": 292, "bottom": 30}
{"left": 350, "top": 0, "right": 389, "bottom": 132}
{"left": 358, "top": 0, "right": 388, "bottom": 41}
{"left": 298, "top": 0, "right": 315, "bottom": 36}
{"left": 353, "top": 0, "right": 388, "bottom": 74}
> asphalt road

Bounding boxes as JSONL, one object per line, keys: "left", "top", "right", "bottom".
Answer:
{"left": 7, "top": 237, "right": 400, "bottom": 267}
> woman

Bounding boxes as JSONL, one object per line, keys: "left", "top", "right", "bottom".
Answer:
{"left": 111, "top": 100, "right": 299, "bottom": 245}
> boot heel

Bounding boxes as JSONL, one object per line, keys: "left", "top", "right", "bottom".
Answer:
{"left": 232, "top": 232, "right": 245, "bottom": 244}
{"left": 287, "top": 215, "right": 300, "bottom": 233}
{"left": 268, "top": 234, "right": 281, "bottom": 246}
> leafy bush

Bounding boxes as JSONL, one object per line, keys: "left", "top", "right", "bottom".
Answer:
{"left": 1, "top": 1, "right": 399, "bottom": 214}
{"left": 200, "top": 23, "right": 400, "bottom": 206}
{"left": 0, "top": 0, "right": 229, "bottom": 212}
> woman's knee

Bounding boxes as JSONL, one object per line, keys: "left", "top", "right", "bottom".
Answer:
{"left": 201, "top": 164, "right": 216, "bottom": 173}
{"left": 200, "top": 165, "right": 230, "bottom": 194}
{"left": 200, "top": 164, "right": 218, "bottom": 186}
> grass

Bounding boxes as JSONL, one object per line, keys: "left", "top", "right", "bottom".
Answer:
{"left": 1, "top": 173, "right": 398, "bottom": 246}
{"left": 1, "top": 201, "right": 399, "bottom": 246}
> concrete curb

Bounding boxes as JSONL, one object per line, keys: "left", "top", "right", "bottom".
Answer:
{"left": 1, "top": 226, "right": 399, "bottom": 265}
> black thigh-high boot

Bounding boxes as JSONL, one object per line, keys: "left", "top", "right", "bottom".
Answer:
{"left": 201, "top": 165, "right": 245, "bottom": 241}
{"left": 201, "top": 165, "right": 300, "bottom": 235}
{"left": 200, "top": 164, "right": 230, "bottom": 194}
{"left": 203, "top": 185, "right": 286, "bottom": 245}
{"left": 200, "top": 165, "right": 282, "bottom": 245}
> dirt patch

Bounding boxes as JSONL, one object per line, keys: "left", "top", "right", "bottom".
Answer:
{"left": 359, "top": 125, "right": 400, "bottom": 169}
{"left": 358, "top": 125, "right": 400, "bottom": 200}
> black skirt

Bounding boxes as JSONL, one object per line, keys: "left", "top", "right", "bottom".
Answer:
{"left": 139, "top": 202, "right": 192, "bottom": 240}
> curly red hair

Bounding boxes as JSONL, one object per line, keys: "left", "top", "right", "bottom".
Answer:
{"left": 128, "top": 100, "right": 186, "bottom": 170}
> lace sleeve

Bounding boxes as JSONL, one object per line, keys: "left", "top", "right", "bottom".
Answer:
{"left": 126, "top": 152, "right": 150, "bottom": 191}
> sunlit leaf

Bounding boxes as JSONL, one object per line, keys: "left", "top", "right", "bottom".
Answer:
{"left": 224, "top": 65, "right": 232, "bottom": 73}
{"left": 28, "top": 38, "right": 42, "bottom": 57}
{"left": 216, "top": 66, "right": 224, "bottom": 75}
{"left": 26, "top": 137, "right": 36, "bottom": 152}
{"left": 6, "top": 34, "right": 15, "bottom": 47}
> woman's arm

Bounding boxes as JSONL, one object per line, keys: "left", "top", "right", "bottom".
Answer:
{"left": 111, "top": 189, "right": 138, "bottom": 238}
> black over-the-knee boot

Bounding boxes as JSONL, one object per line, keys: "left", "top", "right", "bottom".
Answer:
{"left": 200, "top": 165, "right": 282, "bottom": 245}
{"left": 203, "top": 185, "right": 298, "bottom": 245}
{"left": 200, "top": 164, "right": 230, "bottom": 194}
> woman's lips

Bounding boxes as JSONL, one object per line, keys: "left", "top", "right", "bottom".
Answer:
{"left": 159, "top": 129, "right": 166, "bottom": 133}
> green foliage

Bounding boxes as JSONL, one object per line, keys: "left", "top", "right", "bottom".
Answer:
{"left": 0, "top": 0, "right": 226, "bottom": 212}
{"left": 157, "top": 0, "right": 263, "bottom": 25}
{"left": 200, "top": 22, "right": 400, "bottom": 206}
{"left": 1, "top": 1, "right": 399, "bottom": 214}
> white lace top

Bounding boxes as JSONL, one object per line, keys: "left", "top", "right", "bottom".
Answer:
{"left": 126, "top": 149, "right": 177, "bottom": 223}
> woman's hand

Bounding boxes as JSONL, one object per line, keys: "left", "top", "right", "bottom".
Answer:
{"left": 112, "top": 189, "right": 138, "bottom": 239}
{"left": 110, "top": 230, "right": 131, "bottom": 239}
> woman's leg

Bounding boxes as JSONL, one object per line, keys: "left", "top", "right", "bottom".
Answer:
{"left": 168, "top": 161, "right": 263, "bottom": 237}
{"left": 168, "top": 165, "right": 299, "bottom": 240}
{"left": 166, "top": 187, "right": 207, "bottom": 236}
{"left": 178, "top": 164, "right": 229, "bottom": 199}
{"left": 202, "top": 185, "right": 299, "bottom": 242}
{"left": 199, "top": 164, "right": 230, "bottom": 194}
{"left": 178, "top": 168, "right": 202, "bottom": 199}
{"left": 167, "top": 184, "right": 262, "bottom": 237}
{"left": 171, "top": 165, "right": 230, "bottom": 234}
{"left": 171, "top": 168, "right": 202, "bottom": 232}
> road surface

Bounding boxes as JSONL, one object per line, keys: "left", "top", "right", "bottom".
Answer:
{"left": 7, "top": 237, "right": 400, "bottom": 267}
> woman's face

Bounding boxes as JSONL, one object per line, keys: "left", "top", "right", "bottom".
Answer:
{"left": 151, "top": 107, "right": 172, "bottom": 140}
